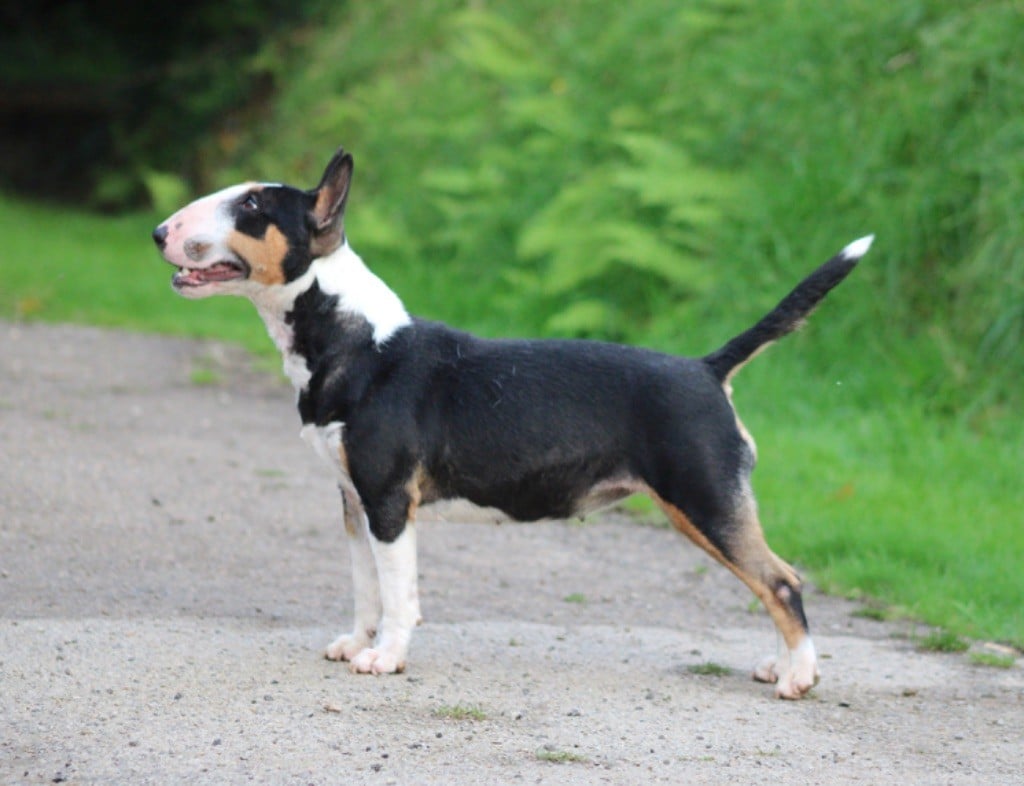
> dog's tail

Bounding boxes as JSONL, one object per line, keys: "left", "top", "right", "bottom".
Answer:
{"left": 703, "top": 235, "right": 874, "bottom": 382}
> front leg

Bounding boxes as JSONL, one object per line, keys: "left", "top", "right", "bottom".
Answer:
{"left": 325, "top": 485, "right": 382, "bottom": 662}
{"left": 348, "top": 522, "right": 421, "bottom": 675}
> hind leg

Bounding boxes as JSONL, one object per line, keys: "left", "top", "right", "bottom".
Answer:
{"left": 651, "top": 487, "right": 819, "bottom": 699}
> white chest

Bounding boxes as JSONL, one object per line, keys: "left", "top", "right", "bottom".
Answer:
{"left": 255, "top": 303, "right": 312, "bottom": 390}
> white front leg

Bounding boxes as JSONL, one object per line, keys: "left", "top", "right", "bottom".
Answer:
{"left": 348, "top": 525, "right": 421, "bottom": 675}
{"left": 325, "top": 487, "right": 382, "bottom": 662}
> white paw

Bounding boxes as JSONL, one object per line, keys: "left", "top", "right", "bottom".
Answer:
{"left": 775, "top": 667, "right": 819, "bottom": 700}
{"left": 348, "top": 647, "right": 404, "bottom": 675}
{"left": 325, "top": 630, "right": 374, "bottom": 662}
{"left": 754, "top": 638, "right": 819, "bottom": 700}
{"left": 753, "top": 655, "right": 781, "bottom": 684}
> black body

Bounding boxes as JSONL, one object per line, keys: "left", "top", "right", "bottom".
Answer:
{"left": 286, "top": 242, "right": 859, "bottom": 550}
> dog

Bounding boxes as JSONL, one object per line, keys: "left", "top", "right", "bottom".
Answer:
{"left": 153, "top": 147, "right": 872, "bottom": 699}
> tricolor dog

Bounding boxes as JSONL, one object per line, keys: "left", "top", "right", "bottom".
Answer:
{"left": 153, "top": 147, "right": 872, "bottom": 699}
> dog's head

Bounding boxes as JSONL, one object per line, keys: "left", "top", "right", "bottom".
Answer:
{"left": 153, "top": 149, "right": 353, "bottom": 298}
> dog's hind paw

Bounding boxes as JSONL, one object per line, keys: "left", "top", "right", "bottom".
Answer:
{"left": 325, "top": 630, "right": 374, "bottom": 662}
{"left": 753, "top": 657, "right": 780, "bottom": 684}
{"left": 753, "top": 637, "right": 819, "bottom": 700}
{"left": 348, "top": 647, "right": 405, "bottom": 675}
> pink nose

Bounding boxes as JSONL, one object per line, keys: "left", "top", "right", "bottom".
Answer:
{"left": 152, "top": 224, "right": 169, "bottom": 249}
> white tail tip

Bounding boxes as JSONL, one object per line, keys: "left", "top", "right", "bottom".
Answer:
{"left": 841, "top": 234, "right": 875, "bottom": 260}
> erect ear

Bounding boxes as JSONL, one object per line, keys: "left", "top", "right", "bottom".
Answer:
{"left": 308, "top": 148, "right": 353, "bottom": 257}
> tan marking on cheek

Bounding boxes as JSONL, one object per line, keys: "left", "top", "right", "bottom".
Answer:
{"left": 229, "top": 224, "right": 290, "bottom": 286}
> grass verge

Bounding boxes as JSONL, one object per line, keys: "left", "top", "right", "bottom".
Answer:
{"left": 0, "top": 195, "right": 273, "bottom": 356}
{"left": 3, "top": 193, "right": 1022, "bottom": 649}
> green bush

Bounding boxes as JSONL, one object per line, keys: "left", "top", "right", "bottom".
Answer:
{"left": 213, "top": 0, "right": 1021, "bottom": 420}
{"left": 5, "top": 0, "right": 1022, "bottom": 647}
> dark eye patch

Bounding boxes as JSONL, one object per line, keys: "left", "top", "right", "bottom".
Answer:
{"left": 229, "top": 185, "right": 318, "bottom": 282}
{"left": 234, "top": 191, "right": 270, "bottom": 238}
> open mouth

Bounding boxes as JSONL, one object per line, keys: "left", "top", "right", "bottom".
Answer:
{"left": 171, "top": 259, "right": 250, "bottom": 288}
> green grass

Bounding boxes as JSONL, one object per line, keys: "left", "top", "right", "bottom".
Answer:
{"left": 3, "top": 192, "right": 1022, "bottom": 649}
{"left": 4, "top": 0, "right": 1023, "bottom": 649}
{"left": 747, "top": 395, "right": 1024, "bottom": 647}
{"left": 969, "top": 652, "right": 1016, "bottom": 669}
{"left": 916, "top": 631, "right": 971, "bottom": 654}
{"left": 206, "top": 0, "right": 1024, "bottom": 419}
{"left": 189, "top": 367, "right": 222, "bottom": 387}
{"left": 0, "top": 195, "right": 273, "bottom": 356}
{"left": 852, "top": 605, "right": 907, "bottom": 623}
{"left": 687, "top": 662, "right": 733, "bottom": 677}
{"left": 535, "top": 748, "right": 588, "bottom": 764}
{"left": 433, "top": 703, "right": 487, "bottom": 721}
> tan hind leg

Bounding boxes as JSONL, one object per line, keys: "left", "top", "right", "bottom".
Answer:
{"left": 649, "top": 489, "right": 819, "bottom": 699}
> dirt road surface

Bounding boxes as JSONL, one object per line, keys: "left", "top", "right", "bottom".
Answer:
{"left": 2, "top": 322, "right": 1021, "bottom": 785}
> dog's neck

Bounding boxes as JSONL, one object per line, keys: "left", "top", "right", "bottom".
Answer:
{"left": 250, "top": 243, "right": 411, "bottom": 391}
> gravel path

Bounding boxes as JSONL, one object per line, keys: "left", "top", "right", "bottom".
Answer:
{"left": 2, "top": 322, "right": 1021, "bottom": 784}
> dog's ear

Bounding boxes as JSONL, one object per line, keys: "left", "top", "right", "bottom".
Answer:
{"left": 308, "top": 148, "right": 353, "bottom": 257}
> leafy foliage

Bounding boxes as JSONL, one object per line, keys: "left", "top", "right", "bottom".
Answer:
{"left": 0, "top": 0, "right": 328, "bottom": 205}
{"left": 7, "top": 0, "right": 1020, "bottom": 414}
{"left": 204, "top": 0, "right": 1021, "bottom": 417}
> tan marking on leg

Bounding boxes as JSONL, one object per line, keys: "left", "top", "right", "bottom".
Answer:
{"left": 646, "top": 485, "right": 806, "bottom": 651}
{"left": 722, "top": 380, "right": 757, "bottom": 462}
{"left": 646, "top": 488, "right": 732, "bottom": 569}
{"left": 342, "top": 507, "right": 358, "bottom": 536}
{"left": 721, "top": 340, "right": 776, "bottom": 387}
{"left": 341, "top": 484, "right": 362, "bottom": 538}
{"left": 334, "top": 443, "right": 359, "bottom": 536}
{"left": 229, "top": 224, "right": 290, "bottom": 286}
{"left": 725, "top": 489, "right": 807, "bottom": 649}
{"left": 404, "top": 463, "right": 442, "bottom": 525}
{"left": 406, "top": 469, "right": 423, "bottom": 524}
{"left": 404, "top": 463, "right": 440, "bottom": 524}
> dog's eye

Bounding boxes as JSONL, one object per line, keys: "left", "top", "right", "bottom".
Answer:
{"left": 241, "top": 194, "right": 260, "bottom": 212}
